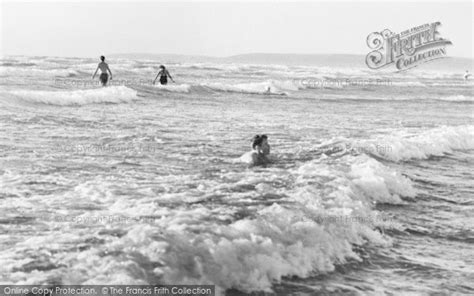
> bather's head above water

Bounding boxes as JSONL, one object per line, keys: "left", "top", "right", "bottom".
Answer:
{"left": 252, "top": 134, "right": 270, "bottom": 156}
{"left": 252, "top": 135, "right": 262, "bottom": 150}
{"left": 240, "top": 134, "right": 271, "bottom": 166}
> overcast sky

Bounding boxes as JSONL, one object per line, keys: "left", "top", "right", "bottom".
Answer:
{"left": 1, "top": 1, "right": 472, "bottom": 58}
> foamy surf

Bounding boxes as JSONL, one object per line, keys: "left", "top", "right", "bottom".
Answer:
{"left": 4, "top": 86, "right": 138, "bottom": 106}
{"left": 152, "top": 84, "right": 191, "bottom": 93}
{"left": 202, "top": 80, "right": 303, "bottom": 95}
{"left": 293, "top": 155, "right": 416, "bottom": 206}
{"left": 354, "top": 125, "right": 474, "bottom": 162}
{"left": 438, "top": 95, "right": 474, "bottom": 102}
{"left": 150, "top": 80, "right": 302, "bottom": 95}
{"left": 1, "top": 54, "right": 473, "bottom": 295}
{"left": 10, "top": 155, "right": 408, "bottom": 293}
{"left": 0, "top": 66, "right": 79, "bottom": 77}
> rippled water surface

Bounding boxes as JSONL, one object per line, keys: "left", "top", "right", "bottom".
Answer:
{"left": 0, "top": 56, "right": 473, "bottom": 295}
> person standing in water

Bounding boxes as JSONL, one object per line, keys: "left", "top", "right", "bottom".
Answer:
{"left": 92, "top": 56, "right": 113, "bottom": 86}
{"left": 464, "top": 70, "right": 471, "bottom": 81}
{"left": 153, "top": 65, "right": 175, "bottom": 85}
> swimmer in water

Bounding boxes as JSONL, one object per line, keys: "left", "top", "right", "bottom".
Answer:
{"left": 153, "top": 65, "right": 175, "bottom": 85}
{"left": 240, "top": 134, "right": 271, "bottom": 165}
{"left": 464, "top": 70, "right": 471, "bottom": 81}
{"left": 92, "top": 56, "right": 113, "bottom": 86}
{"left": 256, "top": 134, "right": 270, "bottom": 155}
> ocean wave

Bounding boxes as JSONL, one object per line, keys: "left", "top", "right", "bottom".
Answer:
{"left": 318, "top": 93, "right": 474, "bottom": 102}
{"left": 151, "top": 155, "right": 412, "bottom": 290}
{"left": 4, "top": 86, "right": 138, "bottom": 106}
{"left": 202, "top": 80, "right": 304, "bottom": 95}
{"left": 0, "top": 66, "right": 79, "bottom": 77}
{"left": 390, "top": 81, "right": 427, "bottom": 87}
{"left": 153, "top": 84, "right": 191, "bottom": 93}
{"left": 293, "top": 155, "right": 415, "bottom": 205}
{"left": 148, "top": 80, "right": 304, "bottom": 95}
{"left": 313, "top": 66, "right": 370, "bottom": 77}
{"left": 14, "top": 155, "right": 406, "bottom": 293}
{"left": 1, "top": 62, "right": 37, "bottom": 67}
{"left": 437, "top": 95, "right": 474, "bottom": 102}
{"left": 406, "top": 69, "right": 464, "bottom": 79}
{"left": 358, "top": 125, "right": 474, "bottom": 162}
{"left": 429, "top": 82, "right": 473, "bottom": 87}
{"left": 176, "top": 63, "right": 290, "bottom": 73}
{"left": 74, "top": 62, "right": 157, "bottom": 75}
{"left": 1, "top": 155, "right": 412, "bottom": 292}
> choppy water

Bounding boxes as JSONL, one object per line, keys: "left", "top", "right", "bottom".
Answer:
{"left": 0, "top": 56, "right": 473, "bottom": 295}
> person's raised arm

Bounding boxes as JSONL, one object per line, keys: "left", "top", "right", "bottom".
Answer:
{"left": 92, "top": 65, "right": 99, "bottom": 79}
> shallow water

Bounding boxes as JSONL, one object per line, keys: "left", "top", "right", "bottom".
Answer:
{"left": 0, "top": 56, "right": 473, "bottom": 295}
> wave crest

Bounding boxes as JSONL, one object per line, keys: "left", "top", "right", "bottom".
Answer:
{"left": 4, "top": 86, "right": 138, "bottom": 106}
{"left": 202, "top": 80, "right": 304, "bottom": 95}
{"left": 360, "top": 125, "right": 474, "bottom": 162}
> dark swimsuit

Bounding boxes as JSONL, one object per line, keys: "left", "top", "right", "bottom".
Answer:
{"left": 160, "top": 75, "right": 168, "bottom": 85}
{"left": 99, "top": 73, "right": 108, "bottom": 85}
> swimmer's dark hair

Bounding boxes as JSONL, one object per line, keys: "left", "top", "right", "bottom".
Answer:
{"left": 159, "top": 65, "right": 165, "bottom": 69}
{"left": 252, "top": 134, "right": 268, "bottom": 149}
{"left": 100, "top": 56, "right": 105, "bottom": 61}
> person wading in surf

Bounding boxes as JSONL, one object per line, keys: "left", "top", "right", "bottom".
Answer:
{"left": 464, "top": 70, "right": 471, "bottom": 81}
{"left": 92, "top": 56, "right": 113, "bottom": 86}
{"left": 153, "top": 65, "right": 175, "bottom": 85}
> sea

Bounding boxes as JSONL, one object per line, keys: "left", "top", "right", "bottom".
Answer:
{"left": 0, "top": 54, "right": 473, "bottom": 295}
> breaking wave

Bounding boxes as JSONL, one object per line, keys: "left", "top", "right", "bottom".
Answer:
{"left": 201, "top": 80, "right": 304, "bottom": 95}
{"left": 153, "top": 84, "right": 192, "bottom": 93}
{"left": 2, "top": 155, "right": 412, "bottom": 292}
{"left": 0, "top": 66, "right": 79, "bottom": 77}
{"left": 347, "top": 125, "right": 474, "bottom": 162}
{"left": 3, "top": 86, "right": 138, "bottom": 106}
{"left": 437, "top": 95, "right": 474, "bottom": 102}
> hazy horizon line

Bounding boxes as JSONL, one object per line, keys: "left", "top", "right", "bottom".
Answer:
{"left": 2, "top": 52, "right": 472, "bottom": 60}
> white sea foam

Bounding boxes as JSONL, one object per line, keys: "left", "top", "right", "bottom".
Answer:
{"left": 1, "top": 55, "right": 470, "bottom": 293}
{"left": 293, "top": 155, "right": 415, "bottom": 206}
{"left": 437, "top": 95, "right": 474, "bottom": 102}
{"left": 358, "top": 125, "right": 474, "bottom": 162}
{"left": 202, "top": 80, "right": 303, "bottom": 94}
{"left": 323, "top": 94, "right": 474, "bottom": 102}
{"left": 176, "top": 62, "right": 290, "bottom": 73}
{"left": 390, "top": 81, "right": 427, "bottom": 87}
{"left": 314, "top": 66, "right": 370, "bottom": 77}
{"left": 113, "top": 157, "right": 406, "bottom": 291}
{"left": 407, "top": 69, "right": 462, "bottom": 79}
{"left": 153, "top": 84, "right": 191, "bottom": 93}
{"left": 5, "top": 86, "right": 138, "bottom": 106}
{"left": 1, "top": 154, "right": 409, "bottom": 292}
{"left": 0, "top": 66, "right": 79, "bottom": 77}
{"left": 348, "top": 157, "right": 416, "bottom": 203}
